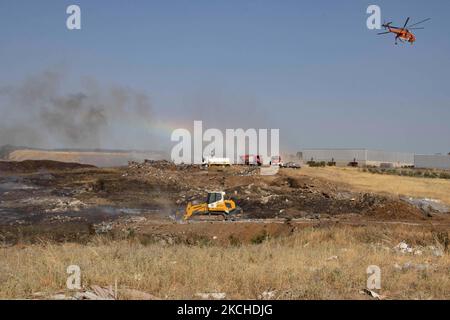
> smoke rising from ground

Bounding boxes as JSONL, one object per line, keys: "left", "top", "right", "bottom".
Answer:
{"left": 0, "top": 69, "right": 154, "bottom": 150}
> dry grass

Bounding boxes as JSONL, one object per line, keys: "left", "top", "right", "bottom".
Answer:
{"left": 297, "top": 167, "right": 450, "bottom": 205}
{"left": 1, "top": 225, "right": 448, "bottom": 300}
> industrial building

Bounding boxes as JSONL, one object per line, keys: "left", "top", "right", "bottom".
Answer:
{"left": 414, "top": 154, "right": 450, "bottom": 169}
{"left": 300, "top": 149, "right": 415, "bottom": 168}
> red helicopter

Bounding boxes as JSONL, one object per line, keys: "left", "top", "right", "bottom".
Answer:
{"left": 378, "top": 17, "right": 430, "bottom": 45}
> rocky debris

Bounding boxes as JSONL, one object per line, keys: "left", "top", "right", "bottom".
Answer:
{"left": 326, "top": 255, "right": 338, "bottom": 261}
{"left": 241, "top": 188, "right": 402, "bottom": 220}
{"left": 36, "top": 285, "right": 160, "bottom": 300}
{"left": 47, "top": 293, "right": 72, "bottom": 300}
{"left": 46, "top": 199, "right": 87, "bottom": 213}
{"left": 393, "top": 242, "right": 445, "bottom": 257}
{"left": 394, "top": 241, "right": 414, "bottom": 254}
{"left": 260, "top": 166, "right": 280, "bottom": 176}
{"left": 47, "top": 215, "right": 84, "bottom": 223}
{"left": 123, "top": 159, "right": 429, "bottom": 221}
{"left": 359, "top": 288, "right": 385, "bottom": 300}
{"left": 394, "top": 262, "right": 430, "bottom": 272}
{"left": 236, "top": 166, "right": 260, "bottom": 176}
{"left": 128, "top": 159, "right": 198, "bottom": 172}
{"left": 123, "top": 216, "right": 147, "bottom": 224}
{"left": 126, "top": 160, "right": 198, "bottom": 191}
{"left": 129, "top": 159, "right": 176, "bottom": 171}
{"left": 428, "top": 246, "right": 444, "bottom": 257}
{"left": 258, "top": 290, "right": 277, "bottom": 300}
{"left": 401, "top": 197, "right": 450, "bottom": 215}
{"left": 260, "top": 195, "right": 277, "bottom": 204}
{"left": 41, "top": 287, "right": 114, "bottom": 300}
{"left": 195, "top": 292, "right": 227, "bottom": 300}
{"left": 16, "top": 196, "right": 87, "bottom": 213}
{"left": 93, "top": 221, "right": 114, "bottom": 234}
{"left": 74, "top": 285, "right": 116, "bottom": 300}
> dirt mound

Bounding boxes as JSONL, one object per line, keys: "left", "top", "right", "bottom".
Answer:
{"left": 132, "top": 221, "right": 297, "bottom": 246}
{"left": 0, "top": 160, "right": 95, "bottom": 173}
{"left": 6, "top": 148, "right": 167, "bottom": 167}
{"left": 366, "top": 200, "right": 429, "bottom": 221}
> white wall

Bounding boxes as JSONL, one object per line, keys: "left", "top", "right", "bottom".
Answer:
{"left": 302, "top": 149, "right": 366, "bottom": 163}
{"left": 414, "top": 155, "right": 450, "bottom": 169}
{"left": 366, "top": 150, "right": 414, "bottom": 166}
{"left": 301, "top": 149, "right": 414, "bottom": 167}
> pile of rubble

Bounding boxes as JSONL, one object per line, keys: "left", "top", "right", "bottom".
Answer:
{"left": 17, "top": 196, "right": 88, "bottom": 213}
{"left": 235, "top": 166, "right": 260, "bottom": 176}
{"left": 34, "top": 285, "right": 160, "bottom": 300}
{"left": 128, "top": 159, "right": 199, "bottom": 171}
{"left": 401, "top": 196, "right": 450, "bottom": 216}
{"left": 126, "top": 160, "right": 202, "bottom": 189}
{"left": 393, "top": 241, "right": 445, "bottom": 257}
{"left": 123, "top": 160, "right": 433, "bottom": 221}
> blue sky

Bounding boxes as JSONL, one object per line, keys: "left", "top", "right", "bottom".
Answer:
{"left": 0, "top": 0, "right": 449, "bottom": 153}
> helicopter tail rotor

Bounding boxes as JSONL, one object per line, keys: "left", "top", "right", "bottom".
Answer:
{"left": 381, "top": 21, "right": 393, "bottom": 29}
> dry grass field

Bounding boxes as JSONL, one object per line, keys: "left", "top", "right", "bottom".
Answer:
{"left": 298, "top": 167, "right": 450, "bottom": 205}
{"left": 0, "top": 225, "right": 448, "bottom": 300}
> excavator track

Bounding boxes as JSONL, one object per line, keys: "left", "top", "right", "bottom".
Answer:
{"left": 171, "top": 206, "right": 243, "bottom": 222}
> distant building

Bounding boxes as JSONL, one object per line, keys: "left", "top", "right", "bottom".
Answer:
{"left": 301, "top": 149, "right": 414, "bottom": 168}
{"left": 414, "top": 154, "right": 450, "bottom": 169}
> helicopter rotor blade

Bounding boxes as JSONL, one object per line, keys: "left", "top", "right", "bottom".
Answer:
{"left": 407, "top": 18, "right": 431, "bottom": 28}
{"left": 377, "top": 31, "right": 390, "bottom": 35}
{"left": 403, "top": 17, "right": 410, "bottom": 29}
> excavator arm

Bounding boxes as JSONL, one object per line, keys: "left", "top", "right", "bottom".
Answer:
{"left": 183, "top": 202, "right": 208, "bottom": 220}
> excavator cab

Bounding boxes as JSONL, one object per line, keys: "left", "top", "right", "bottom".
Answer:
{"left": 207, "top": 192, "right": 225, "bottom": 209}
{"left": 183, "top": 191, "right": 242, "bottom": 220}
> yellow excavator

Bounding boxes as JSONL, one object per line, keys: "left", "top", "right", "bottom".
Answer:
{"left": 183, "top": 191, "right": 242, "bottom": 220}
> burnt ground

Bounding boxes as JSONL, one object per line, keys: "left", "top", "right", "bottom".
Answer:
{"left": 0, "top": 160, "right": 449, "bottom": 245}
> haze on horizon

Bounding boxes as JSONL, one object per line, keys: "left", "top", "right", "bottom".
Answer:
{"left": 1, "top": 0, "right": 449, "bottom": 155}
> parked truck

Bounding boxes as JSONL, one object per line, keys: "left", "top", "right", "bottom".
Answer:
{"left": 270, "top": 156, "right": 283, "bottom": 167}
{"left": 240, "top": 154, "right": 262, "bottom": 166}
{"left": 203, "top": 157, "right": 231, "bottom": 167}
